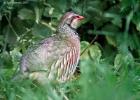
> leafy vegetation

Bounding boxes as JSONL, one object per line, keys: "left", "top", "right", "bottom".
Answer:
{"left": 0, "top": 0, "right": 140, "bottom": 100}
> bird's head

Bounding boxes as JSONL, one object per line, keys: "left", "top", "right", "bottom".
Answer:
{"left": 59, "top": 12, "right": 84, "bottom": 29}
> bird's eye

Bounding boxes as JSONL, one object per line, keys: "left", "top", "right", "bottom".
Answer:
{"left": 73, "top": 16, "right": 79, "bottom": 19}
{"left": 74, "top": 15, "right": 84, "bottom": 20}
{"left": 75, "top": 16, "right": 80, "bottom": 18}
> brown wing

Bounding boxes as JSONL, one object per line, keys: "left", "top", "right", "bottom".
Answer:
{"left": 20, "top": 36, "right": 80, "bottom": 82}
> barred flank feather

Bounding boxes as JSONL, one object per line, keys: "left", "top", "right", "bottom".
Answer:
{"left": 59, "top": 47, "right": 79, "bottom": 81}
{"left": 47, "top": 47, "right": 79, "bottom": 82}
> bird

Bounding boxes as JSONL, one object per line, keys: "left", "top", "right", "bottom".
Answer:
{"left": 19, "top": 12, "right": 84, "bottom": 83}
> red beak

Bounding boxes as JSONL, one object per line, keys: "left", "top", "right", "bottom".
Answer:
{"left": 76, "top": 15, "right": 84, "bottom": 20}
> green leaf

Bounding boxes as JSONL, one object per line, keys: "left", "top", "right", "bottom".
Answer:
{"left": 80, "top": 41, "right": 101, "bottom": 62}
{"left": 10, "top": 48, "right": 22, "bottom": 68}
{"left": 18, "top": 8, "right": 35, "bottom": 20}
{"left": 32, "top": 23, "right": 53, "bottom": 38}
{"left": 114, "top": 53, "right": 134, "bottom": 72}
{"left": 106, "top": 35, "right": 117, "bottom": 47}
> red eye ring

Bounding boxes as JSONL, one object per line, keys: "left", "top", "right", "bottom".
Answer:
{"left": 74, "top": 15, "right": 84, "bottom": 20}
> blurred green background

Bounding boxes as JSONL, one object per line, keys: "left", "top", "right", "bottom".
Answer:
{"left": 0, "top": 0, "right": 140, "bottom": 100}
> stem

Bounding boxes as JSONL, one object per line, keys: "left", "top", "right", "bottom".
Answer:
{"left": 5, "top": 15, "right": 18, "bottom": 37}
{"left": 80, "top": 35, "right": 98, "bottom": 56}
{"left": 40, "top": 20, "right": 56, "bottom": 32}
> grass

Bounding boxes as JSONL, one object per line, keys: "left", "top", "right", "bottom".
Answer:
{"left": 0, "top": 0, "right": 140, "bottom": 100}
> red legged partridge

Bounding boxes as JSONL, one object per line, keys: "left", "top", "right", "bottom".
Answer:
{"left": 20, "top": 12, "right": 84, "bottom": 82}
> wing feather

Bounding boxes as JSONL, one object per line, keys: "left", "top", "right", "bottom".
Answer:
{"left": 20, "top": 36, "right": 80, "bottom": 82}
